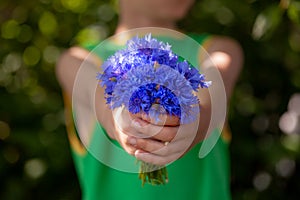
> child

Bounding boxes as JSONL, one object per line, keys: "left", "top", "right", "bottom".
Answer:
{"left": 56, "top": 0, "right": 243, "bottom": 199}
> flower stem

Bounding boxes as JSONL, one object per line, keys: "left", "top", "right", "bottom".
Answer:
{"left": 138, "top": 161, "right": 168, "bottom": 186}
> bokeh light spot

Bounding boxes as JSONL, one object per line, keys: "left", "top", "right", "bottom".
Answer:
{"left": 28, "top": 86, "right": 47, "bottom": 104}
{"left": 281, "top": 134, "right": 300, "bottom": 152}
{"left": 23, "top": 46, "right": 41, "bottom": 66}
{"left": 38, "top": 11, "right": 58, "bottom": 36}
{"left": 252, "top": 5, "right": 282, "bottom": 40}
{"left": 253, "top": 172, "right": 272, "bottom": 191}
{"left": 24, "top": 158, "right": 47, "bottom": 179}
{"left": 279, "top": 112, "right": 300, "bottom": 134}
{"left": 17, "top": 24, "right": 33, "bottom": 43}
{"left": 98, "top": 4, "right": 115, "bottom": 22}
{"left": 61, "top": 0, "right": 87, "bottom": 13}
{"left": 43, "top": 45, "right": 60, "bottom": 64}
{"left": 1, "top": 20, "right": 21, "bottom": 39}
{"left": 2, "top": 53, "right": 22, "bottom": 73}
{"left": 215, "top": 7, "right": 234, "bottom": 25}
{"left": 252, "top": 14, "right": 267, "bottom": 40}
{"left": 76, "top": 25, "right": 107, "bottom": 46}
{"left": 236, "top": 96, "right": 256, "bottom": 116}
{"left": 288, "top": 93, "right": 300, "bottom": 115}
{"left": 12, "top": 6, "right": 28, "bottom": 23}
{"left": 275, "top": 158, "right": 295, "bottom": 178}
{"left": 279, "top": 93, "right": 300, "bottom": 134}
{"left": 0, "top": 121, "right": 10, "bottom": 140}
{"left": 0, "top": 68, "right": 12, "bottom": 87}
{"left": 288, "top": 1, "right": 300, "bottom": 24}
{"left": 3, "top": 146, "right": 20, "bottom": 164}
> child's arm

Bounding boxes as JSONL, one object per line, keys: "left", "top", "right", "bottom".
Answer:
{"left": 56, "top": 47, "right": 168, "bottom": 156}
{"left": 56, "top": 36, "right": 243, "bottom": 166}
{"left": 56, "top": 47, "right": 116, "bottom": 141}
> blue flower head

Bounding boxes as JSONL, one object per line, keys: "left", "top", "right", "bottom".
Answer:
{"left": 97, "top": 34, "right": 211, "bottom": 124}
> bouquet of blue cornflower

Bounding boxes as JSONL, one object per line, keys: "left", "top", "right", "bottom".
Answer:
{"left": 97, "top": 34, "right": 211, "bottom": 186}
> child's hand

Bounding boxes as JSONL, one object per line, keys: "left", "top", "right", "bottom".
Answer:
{"left": 127, "top": 116, "right": 198, "bottom": 166}
{"left": 109, "top": 107, "right": 144, "bottom": 156}
{"left": 110, "top": 107, "right": 198, "bottom": 166}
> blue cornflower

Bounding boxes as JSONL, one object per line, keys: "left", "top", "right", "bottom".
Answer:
{"left": 129, "top": 87, "right": 153, "bottom": 114}
{"left": 97, "top": 34, "right": 211, "bottom": 124}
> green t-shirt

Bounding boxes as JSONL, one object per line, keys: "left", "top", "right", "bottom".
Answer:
{"left": 68, "top": 33, "right": 231, "bottom": 200}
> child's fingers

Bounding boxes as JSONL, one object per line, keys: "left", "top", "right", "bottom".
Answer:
{"left": 131, "top": 118, "right": 178, "bottom": 142}
{"left": 130, "top": 112, "right": 180, "bottom": 126}
{"left": 127, "top": 136, "right": 165, "bottom": 153}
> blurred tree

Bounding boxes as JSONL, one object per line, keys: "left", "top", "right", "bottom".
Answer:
{"left": 180, "top": 0, "right": 300, "bottom": 199}
{"left": 0, "top": 0, "right": 118, "bottom": 199}
{"left": 0, "top": 0, "right": 299, "bottom": 199}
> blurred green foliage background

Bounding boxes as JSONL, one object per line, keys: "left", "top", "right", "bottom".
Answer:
{"left": 1, "top": 0, "right": 300, "bottom": 199}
